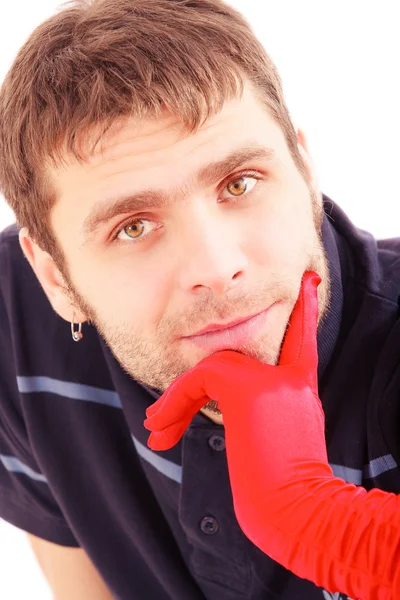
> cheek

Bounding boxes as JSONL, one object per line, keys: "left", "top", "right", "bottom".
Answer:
{"left": 73, "top": 254, "right": 171, "bottom": 329}
{"left": 247, "top": 189, "right": 314, "bottom": 271}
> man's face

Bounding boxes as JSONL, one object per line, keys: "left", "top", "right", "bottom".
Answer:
{"left": 48, "top": 86, "right": 329, "bottom": 392}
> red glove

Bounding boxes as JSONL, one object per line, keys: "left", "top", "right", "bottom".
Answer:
{"left": 144, "top": 272, "right": 400, "bottom": 600}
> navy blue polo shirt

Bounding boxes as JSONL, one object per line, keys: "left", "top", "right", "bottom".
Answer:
{"left": 2, "top": 194, "right": 400, "bottom": 600}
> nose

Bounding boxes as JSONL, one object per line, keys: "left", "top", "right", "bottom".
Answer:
{"left": 177, "top": 208, "right": 248, "bottom": 296}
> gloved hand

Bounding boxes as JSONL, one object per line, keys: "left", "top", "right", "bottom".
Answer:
{"left": 144, "top": 272, "right": 399, "bottom": 600}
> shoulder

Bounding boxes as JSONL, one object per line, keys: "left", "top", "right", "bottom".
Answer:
{"left": 0, "top": 223, "right": 22, "bottom": 270}
{"left": 376, "top": 237, "right": 400, "bottom": 299}
{"left": 0, "top": 224, "right": 57, "bottom": 334}
{"left": 0, "top": 224, "right": 40, "bottom": 297}
{"left": 0, "top": 224, "right": 114, "bottom": 390}
{"left": 325, "top": 197, "right": 400, "bottom": 304}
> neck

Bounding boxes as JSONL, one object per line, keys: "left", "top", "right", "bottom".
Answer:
{"left": 200, "top": 407, "right": 224, "bottom": 426}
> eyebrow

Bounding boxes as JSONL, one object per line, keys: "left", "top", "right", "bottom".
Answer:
{"left": 82, "top": 144, "right": 275, "bottom": 240}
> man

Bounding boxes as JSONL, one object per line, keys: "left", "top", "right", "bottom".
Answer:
{"left": 0, "top": 0, "right": 399, "bottom": 598}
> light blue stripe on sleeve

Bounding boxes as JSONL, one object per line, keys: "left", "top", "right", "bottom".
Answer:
{"left": 132, "top": 435, "right": 182, "bottom": 484}
{"left": 0, "top": 455, "right": 48, "bottom": 483}
{"left": 330, "top": 463, "right": 362, "bottom": 485}
{"left": 330, "top": 453, "right": 398, "bottom": 485}
{"left": 17, "top": 376, "right": 122, "bottom": 408}
{"left": 363, "top": 454, "right": 397, "bottom": 479}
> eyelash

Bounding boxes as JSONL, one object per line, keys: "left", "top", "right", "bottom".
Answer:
{"left": 111, "top": 169, "right": 264, "bottom": 244}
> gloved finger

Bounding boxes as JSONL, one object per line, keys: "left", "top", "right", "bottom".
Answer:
{"left": 144, "top": 369, "right": 208, "bottom": 430}
{"left": 147, "top": 416, "right": 194, "bottom": 450}
{"left": 146, "top": 394, "right": 165, "bottom": 418}
{"left": 145, "top": 369, "right": 197, "bottom": 419}
{"left": 145, "top": 393, "right": 207, "bottom": 434}
{"left": 147, "top": 431, "right": 174, "bottom": 452}
{"left": 145, "top": 351, "right": 253, "bottom": 431}
{"left": 279, "top": 271, "right": 320, "bottom": 378}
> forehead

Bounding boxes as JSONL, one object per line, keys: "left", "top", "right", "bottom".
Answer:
{"left": 52, "top": 87, "right": 286, "bottom": 187}
{"left": 48, "top": 86, "right": 290, "bottom": 240}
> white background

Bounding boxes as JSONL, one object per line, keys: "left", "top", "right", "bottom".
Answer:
{"left": 1, "top": 1, "right": 400, "bottom": 598}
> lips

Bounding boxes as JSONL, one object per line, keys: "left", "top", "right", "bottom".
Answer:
{"left": 184, "top": 304, "right": 277, "bottom": 354}
{"left": 187, "top": 311, "right": 262, "bottom": 337}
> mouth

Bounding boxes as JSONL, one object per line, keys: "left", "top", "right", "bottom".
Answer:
{"left": 184, "top": 303, "right": 278, "bottom": 353}
{"left": 188, "top": 311, "right": 266, "bottom": 337}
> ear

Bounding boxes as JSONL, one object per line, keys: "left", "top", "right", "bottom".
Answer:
{"left": 296, "top": 127, "right": 319, "bottom": 189}
{"left": 19, "top": 228, "right": 87, "bottom": 324}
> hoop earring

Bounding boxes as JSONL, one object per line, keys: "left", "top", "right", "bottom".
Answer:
{"left": 71, "top": 315, "right": 83, "bottom": 342}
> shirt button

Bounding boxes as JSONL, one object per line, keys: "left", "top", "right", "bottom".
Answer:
{"left": 208, "top": 435, "right": 226, "bottom": 451}
{"left": 200, "top": 516, "right": 219, "bottom": 535}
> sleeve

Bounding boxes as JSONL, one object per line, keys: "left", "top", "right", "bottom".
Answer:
{"left": 0, "top": 413, "right": 79, "bottom": 547}
{"left": 245, "top": 460, "right": 400, "bottom": 600}
{"left": 0, "top": 229, "right": 79, "bottom": 547}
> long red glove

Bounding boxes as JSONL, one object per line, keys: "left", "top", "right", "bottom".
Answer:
{"left": 144, "top": 272, "right": 400, "bottom": 600}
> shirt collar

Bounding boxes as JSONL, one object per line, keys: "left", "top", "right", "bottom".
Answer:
{"left": 317, "top": 196, "right": 345, "bottom": 380}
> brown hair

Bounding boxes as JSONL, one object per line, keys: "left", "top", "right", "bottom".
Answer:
{"left": 0, "top": 0, "right": 304, "bottom": 262}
